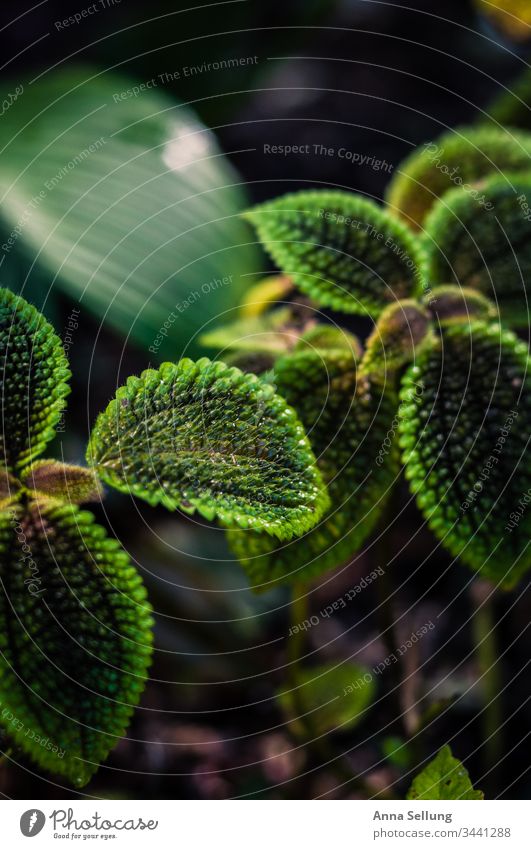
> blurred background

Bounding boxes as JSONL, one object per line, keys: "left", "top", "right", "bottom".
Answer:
{"left": 0, "top": 0, "right": 529, "bottom": 800}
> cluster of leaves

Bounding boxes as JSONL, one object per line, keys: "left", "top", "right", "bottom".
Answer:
{"left": 5, "top": 73, "right": 531, "bottom": 796}
{"left": 0, "top": 288, "right": 153, "bottom": 787}
{"left": 0, "top": 287, "right": 331, "bottom": 787}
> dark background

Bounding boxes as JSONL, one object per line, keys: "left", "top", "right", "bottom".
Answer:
{"left": 0, "top": 0, "right": 529, "bottom": 800}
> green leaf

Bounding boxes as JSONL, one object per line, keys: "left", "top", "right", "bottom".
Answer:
{"left": 22, "top": 461, "right": 102, "bottom": 504}
{"left": 228, "top": 347, "right": 399, "bottom": 589}
{"left": 423, "top": 286, "right": 498, "bottom": 326}
{"left": 243, "top": 190, "right": 426, "bottom": 317}
{"left": 0, "top": 66, "right": 259, "bottom": 356}
{"left": 399, "top": 321, "right": 531, "bottom": 588}
{"left": 87, "top": 358, "right": 329, "bottom": 541}
{"left": 407, "top": 746, "right": 484, "bottom": 800}
{"left": 0, "top": 500, "right": 153, "bottom": 786}
{"left": 240, "top": 275, "right": 294, "bottom": 318}
{"left": 277, "top": 663, "right": 374, "bottom": 737}
{"left": 0, "top": 288, "right": 70, "bottom": 474}
{"left": 423, "top": 175, "right": 531, "bottom": 327}
{"left": 361, "top": 300, "right": 433, "bottom": 377}
{"left": 386, "top": 127, "right": 531, "bottom": 230}
{"left": 482, "top": 67, "right": 531, "bottom": 131}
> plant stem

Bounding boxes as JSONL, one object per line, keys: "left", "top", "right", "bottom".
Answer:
{"left": 471, "top": 578, "right": 502, "bottom": 789}
{"left": 286, "top": 584, "right": 394, "bottom": 799}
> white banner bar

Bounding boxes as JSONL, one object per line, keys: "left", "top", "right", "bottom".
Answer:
{"left": 0, "top": 800, "right": 528, "bottom": 847}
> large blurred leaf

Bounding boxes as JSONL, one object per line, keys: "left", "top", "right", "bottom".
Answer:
{"left": 277, "top": 663, "right": 375, "bottom": 737}
{"left": 407, "top": 746, "right": 484, "bottom": 800}
{"left": 400, "top": 321, "right": 531, "bottom": 588}
{"left": 0, "top": 67, "right": 258, "bottom": 356}
{"left": 0, "top": 500, "right": 153, "bottom": 787}
{"left": 88, "top": 358, "right": 329, "bottom": 541}
{"left": 0, "top": 288, "right": 70, "bottom": 474}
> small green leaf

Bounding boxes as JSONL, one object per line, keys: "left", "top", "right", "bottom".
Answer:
{"left": 244, "top": 190, "right": 426, "bottom": 317}
{"left": 424, "top": 286, "right": 498, "bottom": 326}
{"left": 482, "top": 67, "right": 531, "bottom": 131}
{"left": 277, "top": 663, "right": 374, "bottom": 737}
{"left": 22, "top": 461, "right": 103, "bottom": 504}
{"left": 407, "top": 746, "right": 484, "bottom": 800}
{"left": 200, "top": 307, "right": 302, "bottom": 356}
{"left": 386, "top": 127, "right": 531, "bottom": 230}
{"left": 0, "top": 500, "right": 153, "bottom": 786}
{"left": 88, "top": 358, "right": 329, "bottom": 541}
{"left": 0, "top": 288, "right": 70, "bottom": 474}
{"left": 423, "top": 175, "right": 531, "bottom": 327}
{"left": 361, "top": 300, "right": 433, "bottom": 377}
{"left": 399, "top": 321, "right": 531, "bottom": 588}
{"left": 240, "top": 275, "right": 294, "bottom": 317}
{"left": 229, "top": 348, "right": 399, "bottom": 589}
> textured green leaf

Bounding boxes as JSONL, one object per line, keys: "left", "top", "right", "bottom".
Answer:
{"left": 386, "top": 127, "right": 531, "bottom": 230}
{"left": 0, "top": 66, "right": 258, "bottom": 356}
{"left": 361, "top": 300, "right": 433, "bottom": 377}
{"left": 0, "top": 500, "right": 153, "bottom": 786}
{"left": 399, "top": 321, "right": 531, "bottom": 587}
{"left": 0, "top": 288, "right": 70, "bottom": 474}
{"left": 22, "top": 461, "right": 102, "bottom": 504}
{"left": 229, "top": 346, "right": 399, "bottom": 589}
{"left": 407, "top": 746, "right": 484, "bottom": 800}
{"left": 277, "top": 663, "right": 374, "bottom": 737}
{"left": 424, "top": 286, "right": 499, "bottom": 326}
{"left": 88, "top": 358, "right": 329, "bottom": 540}
{"left": 244, "top": 190, "right": 426, "bottom": 317}
{"left": 423, "top": 175, "right": 531, "bottom": 327}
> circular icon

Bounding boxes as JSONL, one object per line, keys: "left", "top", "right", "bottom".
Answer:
{"left": 20, "top": 810, "right": 46, "bottom": 837}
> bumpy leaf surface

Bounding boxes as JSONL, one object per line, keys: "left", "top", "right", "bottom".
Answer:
{"left": 88, "top": 358, "right": 329, "bottom": 540}
{"left": 244, "top": 191, "right": 426, "bottom": 317}
{"left": 423, "top": 175, "right": 531, "bottom": 327}
{"left": 407, "top": 746, "right": 484, "bottom": 800}
{"left": 386, "top": 127, "right": 531, "bottom": 229}
{"left": 229, "top": 346, "right": 399, "bottom": 589}
{"left": 400, "top": 321, "right": 531, "bottom": 587}
{"left": 0, "top": 500, "right": 153, "bottom": 786}
{"left": 277, "top": 663, "right": 374, "bottom": 737}
{"left": 0, "top": 288, "right": 70, "bottom": 473}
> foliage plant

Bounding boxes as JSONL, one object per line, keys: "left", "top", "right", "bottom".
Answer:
{"left": 2, "top": 114, "right": 531, "bottom": 797}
